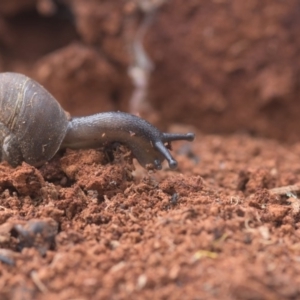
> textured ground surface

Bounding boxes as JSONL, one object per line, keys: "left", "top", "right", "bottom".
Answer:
{"left": 1, "top": 131, "right": 300, "bottom": 299}
{"left": 0, "top": 1, "right": 300, "bottom": 299}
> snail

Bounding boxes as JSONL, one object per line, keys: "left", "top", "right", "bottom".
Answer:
{"left": 0, "top": 72, "right": 195, "bottom": 170}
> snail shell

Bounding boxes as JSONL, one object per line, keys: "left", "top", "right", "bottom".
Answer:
{"left": 0, "top": 73, "right": 68, "bottom": 166}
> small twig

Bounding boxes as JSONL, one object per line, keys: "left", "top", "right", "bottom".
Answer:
{"left": 256, "top": 211, "right": 262, "bottom": 223}
{"left": 269, "top": 184, "right": 300, "bottom": 196}
{"left": 31, "top": 271, "right": 48, "bottom": 293}
{"left": 128, "top": 11, "right": 155, "bottom": 115}
{"left": 104, "top": 195, "right": 113, "bottom": 210}
{"left": 127, "top": 0, "right": 169, "bottom": 115}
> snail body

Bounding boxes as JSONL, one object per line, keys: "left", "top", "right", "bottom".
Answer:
{"left": 0, "top": 72, "right": 194, "bottom": 170}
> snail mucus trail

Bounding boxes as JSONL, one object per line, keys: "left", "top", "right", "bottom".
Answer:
{"left": 0, "top": 72, "right": 195, "bottom": 170}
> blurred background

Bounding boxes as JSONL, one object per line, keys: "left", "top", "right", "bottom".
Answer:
{"left": 0, "top": 0, "right": 300, "bottom": 141}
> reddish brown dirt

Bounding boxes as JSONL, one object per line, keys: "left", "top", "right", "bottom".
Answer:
{"left": 1, "top": 1, "right": 300, "bottom": 300}
{"left": 1, "top": 132, "right": 300, "bottom": 299}
{"left": 148, "top": 0, "right": 300, "bottom": 141}
{"left": 1, "top": 0, "right": 300, "bottom": 140}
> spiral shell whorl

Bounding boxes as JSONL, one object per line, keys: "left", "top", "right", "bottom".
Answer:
{"left": 0, "top": 73, "right": 69, "bottom": 166}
